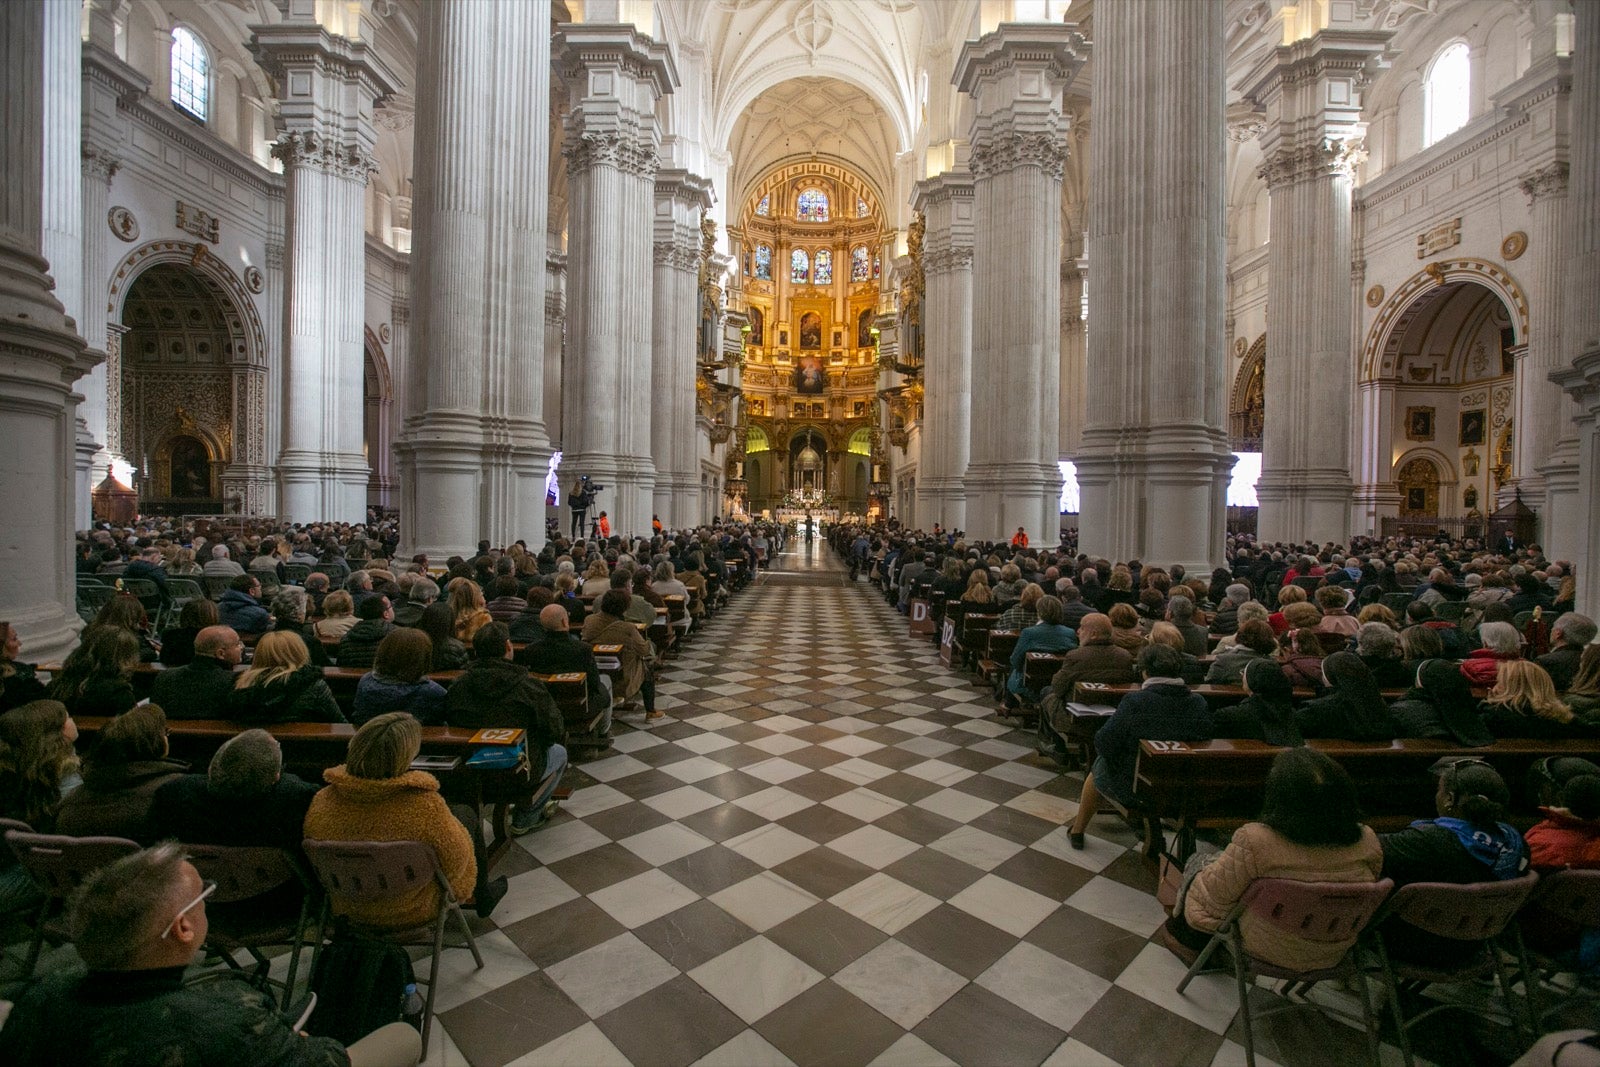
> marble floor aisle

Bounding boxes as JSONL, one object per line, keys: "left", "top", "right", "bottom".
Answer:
{"left": 424, "top": 540, "right": 1408, "bottom": 1067}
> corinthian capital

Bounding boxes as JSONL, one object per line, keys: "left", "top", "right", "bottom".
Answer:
{"left": 82, "top": 145, "right": 121, "bottom": 181}
{"left": 970, "top": 131, "right": 1068, "bottom": 181}
{"left": 271, "top": 130, "right": 376, "bottom": 183}
{"left": 1258, "top": 136, "right": 1365, "bottom": 189}
{"left": 1519, "top": 161, "right": 1569, "bottom": 205}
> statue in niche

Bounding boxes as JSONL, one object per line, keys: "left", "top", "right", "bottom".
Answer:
{"left": 170, "top": 435, "right": 210, "bottom": 498}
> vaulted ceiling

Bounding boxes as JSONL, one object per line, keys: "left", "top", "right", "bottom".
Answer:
{"left": 726, "top": 77, "right": 900, "bottom": 212}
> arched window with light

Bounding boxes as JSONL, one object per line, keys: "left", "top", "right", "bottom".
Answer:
{"left": 755, "top": 194, "right": 770, "bottom": 217}
{"left": 814, "top": 249, "right": 833, "bottom": 284}
{"left": 797, "top": 189, "right": 829, "bottom": 222}
{"left": 790, "top": 248, "right": 810, "bottom": 283}
{"left": 754, "top": 245, "right": 773, "bottom": 280}
{"left": 850, "top": 246, "right": 870, "bottom": 282}
{"left": 1423, "top": 42, "right": 1470, "bottom": 148}
{"left": 170, "top": 26, "right": 210, "bottom": 122}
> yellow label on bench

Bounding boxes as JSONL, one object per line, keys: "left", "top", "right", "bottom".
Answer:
{"left": 469, "top": 728, "right": 525, "bottom": 745}
{"left": 535, "top": 673, "right": 585, "bottom": 683}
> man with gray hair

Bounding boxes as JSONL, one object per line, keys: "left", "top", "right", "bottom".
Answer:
{"left": 1538, "top": 612, "right": 1597, "bottom": 690}
{"left": 148, "top": 729, "right": 319, "bottom": 854}
{"left": 1209, "top": 583, "right": 1251, "bottom": 636}
{"left": 0, "top": 844, "right": 421, "bottom": 1066}
{"left": 202, "top": 541, "right": 244, "bottom": 578}
{"left": 394, "top": 577, "right": 439, "bottom": 628}
{"left": 1166, "top": 596, "right": 1209, "bottom": 657}
{"left": 1355, "top": 621, "right": 1411, "bottom": 686}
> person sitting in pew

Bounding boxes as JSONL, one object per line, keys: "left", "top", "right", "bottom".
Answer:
{"left": 995, "top": 583, "right": 1043, "bottom": 633}
{"left": 55, "top": 704, "right": 187, "bottom": 843}
{"left": 1521, "top": 768, "right": 1600, "bottom": 968}
{"left": 270, "top": 589, "right": 329, "bottom": 667}
{"left": 1567, "top": 645, "right": 1600, "bottom": 727}
{"left": 150, "top": 728, "right": 320, "bottom": 856}
{"left": 1160, "top": 748, "right": 1382, "bottom": 968}
{"left": 1462, "top": 620, "right": 1525, "bottom": 687}
{"left": 1294, "top": 652, "right": 1396, "bottom": 741}
{"left": 1211, "top": 660, "right": 1303, "bottom": 747}
{"left": 447, "top": 623, "right": 568, "bottom": 836}
{"left": 507, "top": 586, "right": 556, "bottom": 642}
{"left": 582, "top": 588, "right": 659, "bottom": 722}
{"left": 335, "top": 594, "right": 396, "bottom": 670}
{"left": 1003, "top": 595, "right": 1078, "bottom": 710}
{"left": 353, "top": 628, "right": 448, "bottom": 726}
{"left": 416, "top": 601, "right": 468, "bottom": 671}
{"left": 1147, "top": 623, "right": 1206, "bottom": 685}
{"left": 1479, "top": 660, "right": 1593, "bottom": 740}
{"left": 151, "top": 625, "right": 244, "bottom": 720}
{"left": 1355, "top": 621, "right": 1412, "bottom": 688}
{"left": 1040, "top": 613, "right": 1137, "bottom": 762}
{"left": 1066, "top": 644, "right": 1213, "bottom": 850}
{"left": 1205, "top": 619, "right": 1277, "bottom": 686}
{"left": 1107, "top": 603, "right": 1146, "bottom": 655}
{"left": 156, "top": 598, "right": 219, "bottom": 668}
{"left": 1377, "top": 758, "right": 1528, "bottom": 967}
{"left": 516, "top": 604, "right": 611, "bottom": 742}
{"left": 1389, "top": 659, "right": 1494, "bottom": 745}
{"left": 228, "top": 631, "right": 345, "bottom": 725}
{"left": 1277, "top": 625, "right": 1328, "bottom": 692}
{"left": 311, "top": 588, "right": 359, "bottom": 642}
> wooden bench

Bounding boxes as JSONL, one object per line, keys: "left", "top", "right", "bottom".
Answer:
{"left": 978, "top": 630, "right": 1019, "bottom": 690}
{"left": 1069, "top": 680, "right": 1424, "bottom": 708}
{"left": 1132, "top": 736, "right": 1600, "bottom": 863}
{"left": 71, "top": 715, "right": 533, "bottom": 870}
{"left": 953, "top": 612, "right": 999, "bottom": 672}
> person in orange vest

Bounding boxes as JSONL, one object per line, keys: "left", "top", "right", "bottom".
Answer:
{"left": 1011, "top": 526, "right": 1028, "bottom": 548}
{"left": 652, "top": 515, "right": 663, "bottom": 535}
{"left": 597, "top": 512, "right": 611, "bottom": 538}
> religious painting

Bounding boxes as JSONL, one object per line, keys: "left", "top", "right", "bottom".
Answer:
{"left": 778, "top": 329, "right": 789, "bottom": 347}
{"left": 1405, "top": 406, "right": 1435, "bottom": 442}
{"left": 832, "top": 328, "right": 844, "bottom": 349}
{"left": 793, "top": 355, "right": 826, "bottom": 394}
{"left": 1406, "top": 488, "right": 1428, "bottom": 513}
{"left": 748, "top": 398, "right": 765, "bottom": 417}
{"left": 811, "top": 402, "right": 825, "bottom": 418}
{"left": 169, "top": 435, "right": 210, "bottom": 498}
{"left": 857, "top": 308, "right": 874, "bottom": 349}
{"left": 1463, "top": 447, "right": 1480, "bottom": 477}
{"left": 1459, "top": 408, "right": 1486, "bottom": 446}
{"left": 748, "top": 306, "right": 764, "bottom": 346}
{"left": 793, "top": 402, "right": 806, "bottom": 419}
{"left": 853, "top": 400, "right": 867, "bottom": 418}
{"left": 799, "top": 312, "right": 823, "bottom": 351}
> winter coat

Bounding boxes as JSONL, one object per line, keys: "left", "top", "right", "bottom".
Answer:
{"left": 581, "top": 611, "right": 652, "bottom": 699}
{"left": 444, "top": 657, "right": 564, "bottom": 778}
{"left": 150, "top": 772, "right": 321, "bottom": 855}
{"left": 227, "top": 664, "right": 344, "bottom": 724}
{"left": 334, "top": 619, "right": 393, "bottom": 669}
{"left": 303, "top": 766, "right": 477, "bottom": 929}
{"left": 516, "top": 630, "right": 608, "bottom": 717}
{"left": 53, "top": 757, "right": 190, "bottom": 843}
{"left": 1093, "top": 682, "right": 1212, "bottom": 806}
{"left": 151, "top": 656, "right": 239, "bottom": 720}
{"left": 1206, "top": 646, "right": 1272, "bottom": 686}
{"left": 217, "top": 589, "right": 271, "bottom": 635}
{"left": 1525, "top": 809, "right": 1600, "bottom": 871}
{"left": 1184, "top": 822, "right": 1383, "bottom": 971}
{"left": 0, "top": 662, "right": 48, "bottom": 714}
{"left": 352, "top": 672, "right": 448, "bottom": 726}
{"left": 1461, "top": 649, "right": 1519, "bottom": 687}
{"left": 1478, "top": 700, "right": 1594, "bottom": 741}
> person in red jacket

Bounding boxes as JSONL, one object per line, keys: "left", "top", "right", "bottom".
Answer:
{"left": 597, "top": 512, "right": 611, "bottom": 538}
{"left": 1527, "top": 770, "right": 1600, "bottom": 871}
{"left": 1460, "top": 620, "right": 1522, "bottom": 686}
{"left": 1011, "top": 527, "right": 1028, "bottom": 548}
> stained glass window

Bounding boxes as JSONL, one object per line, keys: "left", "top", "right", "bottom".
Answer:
{"left": 851, "top": 246, "right": 870, "bottom": 282}
{"left": 753, "top": 245, "right": 772, "bottom": 281}
{"left": 171, "top": 27, "right": 209, "bottom": 122}
{"left": 797, "top": 189, "right": 829, "bottom": 222}
{"left": 755, "top": 194, "right": 770, "bottom": 217}
{"left": 872, "top": 254, "right": 881, "bottom": 279}
{"left": 814, "top": 249, "right": 833, "bottom": 284}
{"left": 857, "top": 198, "right": 869, "bottom": 218}
{"left": 790, "top": 248, "right": 810, "bottom": 283}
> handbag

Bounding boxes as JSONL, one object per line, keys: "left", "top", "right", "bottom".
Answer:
{"left": 1157, "top": 855, "right": 1184, "bottom": 916}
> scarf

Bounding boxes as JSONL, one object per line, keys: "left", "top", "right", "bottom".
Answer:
{"left": 1416, "top": 816, "right": 1528, "bottom": 880}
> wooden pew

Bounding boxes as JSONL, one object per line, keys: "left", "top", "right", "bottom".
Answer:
{"left": 71, "top": 715, "right": 529, "bottom": 870}
{"left": 1132, "top": 736, "right": 1600, "bottom": 863}
{"left": 953, "top": 612, "right": 999, "bottom": 672}
{"left": 533, "top": 671, "right": 607, "bottom": 750}
{"left": 978, "top": 630, "right": 1019, "bottom": 690}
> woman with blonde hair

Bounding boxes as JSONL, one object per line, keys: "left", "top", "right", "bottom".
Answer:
{"left": 1479, "top": 660, "right": 1587, "bottom": 739}
{"left": 312, "top": 589, "right": 358, "bottom": 640}
{"left": 446, "top": 577, "right": 493, "bottom": 643}
{"left": 165, "top": 547, "right": 202, "bottom": 577}
{"left": 961, "top": 570, "right": 993, "bottom": 605}
{"left": 228, "top": 631, "right": 343, "bottom": 724}
{"left": 580, "top": 558, "right": 611, "bottom": 598}
{"left": 1356, "top": 603, "right": 1399, "bottom": 631}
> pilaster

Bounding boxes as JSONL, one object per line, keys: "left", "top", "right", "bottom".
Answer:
{"left": 955, "top": 24, "right": 1087, "bottom": 543}
{"left": 250, "top": 16, "right": 398, "bottom": 523}
{"left": 1076, "top": 0, "right": 1233, "bottom": 570}
{"left": 652, "top": 169, "right": 713, "bottom": 530}
{"left": 912, "top": 172, "right": 975, "bottom": 535}
{"left": 555, "top": 23, "right": 677, "bottom": 539}
{"left": 1521, "top": 158, "right": 1579, "bottom": 550}
{"left": 1243, "top": 29, "right": 1388, "bottom": 545}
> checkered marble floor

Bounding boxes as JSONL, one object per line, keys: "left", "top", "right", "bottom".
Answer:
{"left": 418, "top": 542, "right": 1480, "bottom": 1067}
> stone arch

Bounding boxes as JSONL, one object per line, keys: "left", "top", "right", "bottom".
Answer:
{"left": 363, "top": 326, "right": 395, "bottom": 508}
{"left": 1393, "top": 446, "right": 1457, "bottom": 518}
{"left": 107, "top": 240, "right": 267, "bottom": 369}
{"left": 1361, "top": 259, "right": 1528, "bottom": 382}
{"left": 1229, "top": 334, "right": 1265, "bottom": 451}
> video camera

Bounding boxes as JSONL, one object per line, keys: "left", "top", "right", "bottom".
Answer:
{"left": 579, "top": 475, "right": 606, "bottom": 493}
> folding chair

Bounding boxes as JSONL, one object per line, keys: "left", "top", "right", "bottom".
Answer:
{"left": 1506, "top": 868, "right": 1600, "bottom": 1029}
{"left": 187, "top": 844, "right": 317, "bottom": 1009}
{"left": 3, "top": 828, "right": 140, "bottom": 977}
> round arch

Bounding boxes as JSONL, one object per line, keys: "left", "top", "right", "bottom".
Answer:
{"left": 1229, "top": 334, "right": 1265, "bottom": 450}
{"left": 107, "top": 240, "right": 267, "bottom": 369}
{"left": 1361, "top": 258, "right": 1528, "bottom": 382}
{"left": 738, "top": 156, "right": 891, "bottom": 230}
{"left": 710, "top": 63, "right": 913, "bottom": 159}
{"left": 1391, "top": 445, "right": 1458, "bottom": 485}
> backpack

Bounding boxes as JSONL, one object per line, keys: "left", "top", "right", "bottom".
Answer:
{"left": 305, "top": 923, "right": 418, "bottom": 1044}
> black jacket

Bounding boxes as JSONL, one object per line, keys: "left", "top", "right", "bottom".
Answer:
{"left": 445, "top": 657, "right": 564, "bottom": 778}
{"left": 1536, "top": 647, "right": 1584, "bottom": 691}
{"left": 334, "top": 619, "right": 393, "bottom": 669}
{"left": 0, "top": 663, "right": 48, "bottom": 714}
{"left": 150, "top": 772, "right": 321, "bottom": 855}
{"left": 227, "top": 664, "right": 344, "bottom": 724}
{"left": 516, "top": 629, "right": 607, "bottom": 717}
{"left": 157, "top": 626, "right": 200, "bottom": 667}
{"left": 1378, "top": 821, "right": 1528, "bottom": 966}
{"left": 151, "top": 657, "right": 238, "bottom": 720}
{"left": 54, "top": 675, "right": 138, "bottom": 718}
{"left": 53, "top": 757, "right": 190, "bottom": 843}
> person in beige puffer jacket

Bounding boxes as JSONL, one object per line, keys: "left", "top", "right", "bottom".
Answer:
{"left": 1171, "top": 747, "right": 1383, "bottom": 973}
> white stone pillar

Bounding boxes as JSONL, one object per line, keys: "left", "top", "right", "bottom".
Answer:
{"left": 1244, "top": 31, "right": 1386, "bottom": 545}
{"left": 77, "top": 147, "right": 121, "bottom": 521}
{"left": 912, "top": 172, "right": 974, "bottom": 535}
{"left": 955, "top": 24, "right": 1086, "bottom": 544}
{"left": 556, "top": 24, "right": 677, "bottom": 539}
{"left": 250, "top": 17, "right": 396, "bottom": 523}
{"left": 651, "top": 171, "right": 712, "bottom": 530}
{"left": 544, "top": 251, "right": 566, "bottom": 453}
{"left": 1076, "top": 0, "right": 1234, "bottom": 570}
{"left": 0, "top": 0, "right": 98, "bottom": 660}
{"left": 1060, "top": 252, "right": 1087, "bottom": 461}
{"left": 1521, "top": 161, "right": 1579, "bottom": 551}
{"left": 1553, "top": 5, "right": 1600, "bottom": 614}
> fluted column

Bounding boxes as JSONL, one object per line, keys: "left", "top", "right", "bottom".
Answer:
{"left": 1553, "top": 5, "right": 1600, "bottom": 613}
{"left": 652, "top": 170, "right": 712, "bottom": 530}
{"left": 556, "top": 24, "right": 677, "bottom": 539}
{"left": 1244, "top": 30, "right": 1387, "bottom": 544}
{"left": 251, "top": 17, "right": 396, "bottom": 523}
{"left": 1077, "top": 0, "right": 1234, "bottom": 570}
{"left": 1521, "top": 161, "right": 1579, "bottom": 550}
{"left": 0, "top": 0, "right": 98, "bottom": 660}
{"left": 397, "top": 0, "right": 555, "bottom": 555}
{"left": 955, "top": 25, "right": 1087, "bottom": 544}
{"left": 77, "top": 147, "right": 121, "bottom": 520}
{"left": 913, "top": 172, "right": 974, "bottom": 534}
{"left": 1060, "top": 253, "right": 1087, "bottom": 461}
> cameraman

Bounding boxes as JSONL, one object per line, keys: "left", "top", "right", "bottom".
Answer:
{"left": 568, "top": 476, "right": 595, "bottom": 539}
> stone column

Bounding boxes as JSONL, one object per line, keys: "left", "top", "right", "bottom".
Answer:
{"left": 1520, "top": 161, "right": 1578, "bottom": 550}
{"left": 1244, "top": 30, "right": 1387, "bottom": 545}
{"left": 1076, "top": 0, "right": 1234, "bottom": 570}
{"left": 250, "top": 16, "right": 396, "bottom": 523}
{"left": 955, "top": 25, "right": 1087, "bottom": 544}
{"left": 77, "top": 146, "right": 121, "bottom": 521}
{"left": 652, "top": 170, "right": 712, "bottom": 530}
{"left": 1060, "top": 251, "right": 1087, "bottom": 461}
{"left": 556, "top": 24, "right": 676, "bottom": 539}
{"left": 0, "top": 0, "right": 98, "bottom": 660}
{"left": 398, "top": 0, "right": 555, "bottom": 556}
{"left": 912, "top": 172, "right": 974, "bottom": 535}
{"left": 1553, "top": 4, "right": 1600, "bottom": 613}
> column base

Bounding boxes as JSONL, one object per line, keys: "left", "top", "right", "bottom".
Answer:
{"left": 1255, "top": 469, "right": 1356, "bottom": 545}
{"left": 277, "top": 450, "right": 370, "bottom": 524}
{"left": 564, "top": 452, "right": 657, "bottom": 541}
{"left": 1075, "top": 434, "right": 1234, "bottom": 570}
{"left": 1351, "top": 482, "right": 1403, "bottom": 538}
{"left": 960, "top": 462, "right": 1061, "bottom": 545}
{"left": 1537, "top": 440, "right": 1581, "bottom": 558}
{"left": 653, "top": 474, "right": 700, "bottom": 533}
{"left": 917, "top": 479, "right": 968, "bottom": 537}
{"left": 396, "top": 435, "right": 487, "bottom": 559}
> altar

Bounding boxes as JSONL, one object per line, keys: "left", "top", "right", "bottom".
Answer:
{"left": 775, "top": 507, "right": 839, "bottom": 526}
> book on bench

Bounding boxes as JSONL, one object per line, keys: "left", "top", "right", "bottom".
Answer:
{"left": 409, "top": 754, "right": 461, "bottom": 772}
